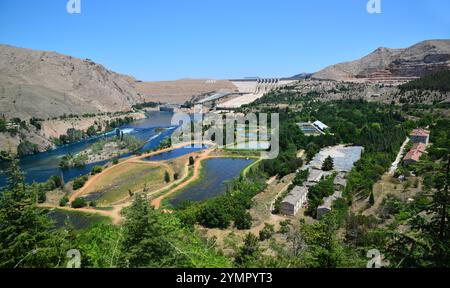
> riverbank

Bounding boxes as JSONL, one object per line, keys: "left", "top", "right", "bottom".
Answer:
{"left": 0, "top": 111, "right": 147, "bottom": 155}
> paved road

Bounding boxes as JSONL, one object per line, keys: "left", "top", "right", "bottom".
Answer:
{"left": 389, "top": 138, "right": 410, "bottom": 176}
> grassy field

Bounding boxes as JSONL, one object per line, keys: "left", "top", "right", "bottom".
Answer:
{"left": 83, "top": 162, "right": 167, "bottom": 205}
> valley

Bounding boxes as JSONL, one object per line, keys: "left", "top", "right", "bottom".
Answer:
{"left": 0, "top": 39, "right": 449, "bottom": 269}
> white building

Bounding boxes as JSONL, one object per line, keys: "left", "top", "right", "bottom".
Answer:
{"left": 280, "top": 186, "right": 309, "bottom": 216}
{"left": 317, "top": 191, "right": 344, "bottom": 219}
{"left": 313, "top": 120, "right": 329, "bottom": 132}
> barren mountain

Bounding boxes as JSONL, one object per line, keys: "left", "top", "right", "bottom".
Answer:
{"left": 313, "top": 40, "right": 450, "bottom": 82}
{"left": 136, "top": 79, "right": 238, "bottom": 104}
{"left": 0, "top": 44, "right": 145, "bottom": 119}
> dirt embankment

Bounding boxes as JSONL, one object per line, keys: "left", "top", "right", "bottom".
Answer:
{"left": 0, "top": 112, "right": 146, "bottom": 154}
{"left": 41, "top": 112, "right": 146, "bottom": 139}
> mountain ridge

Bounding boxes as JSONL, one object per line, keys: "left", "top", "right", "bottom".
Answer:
{"left": 312, "top": 39, "right": 450, "bottom": 82}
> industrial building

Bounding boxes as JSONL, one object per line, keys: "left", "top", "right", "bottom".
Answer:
{"left": 280, "top": 186, "right": 309, "bottom": 216}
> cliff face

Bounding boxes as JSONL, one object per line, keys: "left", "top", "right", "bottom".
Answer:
{"left": 0, "top": 44, "right": 144, "bottom": 119}
{"left": 313, "top": 40, "right": 450, "bottom": 82}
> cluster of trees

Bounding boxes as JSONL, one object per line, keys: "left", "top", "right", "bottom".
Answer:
{"left": 104, "top": 117, "right": 134, "bottom": 132}
{"left": 260, "top": 121, "right": 305, "bottom": 178}
{"left": 0, "top": 159, "right": 70, "bottom": 268}
{"left": 17, "top": 141, "right": 40, "bottom": 157}
{"left": 59, "top": 153, "right": 88, "bottom": 169}
{"left": 399, "top": 70, "right": 450, "bottom": 93}
{"left": 55, "top": 128, "right": 86, "bottom": 145}
{"left": 132, "top": 102, "right": 159, "bottom": 110}
{"left": 307, "top": 174, "right": 336, "bottom": 218}
{"left": 0, "top": 158, "right": 231, "bottom": 268}
{"left": 177, "top": 168, "right": 267, "bottom": 230}
{"left": 53, "top": 117, "right": 135, "bottom": 146}
{"left": 73, "top": 175, "right": 89, "bottom": 190}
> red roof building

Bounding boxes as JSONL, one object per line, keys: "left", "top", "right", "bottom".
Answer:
{"left": 404, "top": 143, "right": 427, "bottom": 164}
{"left": 410, "top": 129, "right": 430, "bottom": 145}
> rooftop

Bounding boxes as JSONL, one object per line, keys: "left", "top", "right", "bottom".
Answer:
{"left": 282, "top": 186, "right": 309, "bottom": 205}
{"left": 404, "top": 143, "right": 427, "bottom": 162}
{"left": 309, "top": 145, "right": 364, "bottom": 172}
{"left": 410, "top": 129, "right": 430, "bottom": 137}
{"left": 308, "top": 169, "right": 324, "bottom": 183}
{"left": 313, "top": 120, "right": 329, "bottom": 131}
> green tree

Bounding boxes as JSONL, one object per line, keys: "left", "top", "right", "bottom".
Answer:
{"left": 59, "top": 196, "right": 69, "bottom": 207}
{"left": 119, "top": 194, "right": 184, "bottom": 267}
{"left": 0, "top": 158, "right": 68, "bottom": 268}
{"left": 71, "top": 198, "right": 87, "bottom": 209}
{"left": 17, "top": 140, "right": 39, "bottom": 157}
{"left": 259, "top": 223, "right": 275, "bottom": 241}
{"left": 234, "top": 233, "right": 261, "bottom": 267}
{"left": 91, "top": 166, "right": 103, "bottom": 175}
{"left": 322, "top": 156, "right": 334, "bottom": 171}
{"left": 234, "top": 210, "right": 252, "bottom": 230}
{"left": 164, "top": 171, "right": 171, "bottom": 183}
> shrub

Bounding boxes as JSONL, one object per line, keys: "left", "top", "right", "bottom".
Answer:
{"left": 37, "top": 190, "right": 47, "bottom": 204}
{"left": 112, "top": 158, "right": 119, "bottom": 165}
{"left": 164, "top": 171, "right": 171, "bottom": 183}
{"left": 234, "top": 210, "right": 252, "bottom": 230}
{"left": 17, "top": 141, "right": 39, "bottom": 157}
{"left": 59, "top": 196, "right": 69, "bottom": 207}
{"left": 71, "top": 198, "right": 87, "bottom": 209}
{"left": 73, "top": 175, "right": 88, "bottom": 190}
{"left": 91, "top": 166, "right": 103, "bottom": 175}
{"left": 259, "top": 223, "right": 275, "bottom": 241}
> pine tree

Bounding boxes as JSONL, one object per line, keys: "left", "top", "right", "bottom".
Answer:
{"left": 119, "top": 194, "right": 183, "bottom": 267}
{"left": 322, "top": 156, "right": 334, "bottom": 171}
{"left": 234, "top": 233, "right": 261, "bottom": 267}
{"left": 0, "top": 157, "right": 68, "bottom": 268}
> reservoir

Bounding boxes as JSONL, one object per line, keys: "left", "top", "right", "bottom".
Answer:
{"left": 169, "top": 157, "right": 254, "bottom": 207}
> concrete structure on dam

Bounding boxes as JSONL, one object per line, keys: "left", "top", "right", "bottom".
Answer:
{"left": 212, "top": 78, "right": 295, "bottom": 109}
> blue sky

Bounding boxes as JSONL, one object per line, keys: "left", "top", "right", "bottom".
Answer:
{"left": 0, "top": 0, "right": 449, "bottom": 81}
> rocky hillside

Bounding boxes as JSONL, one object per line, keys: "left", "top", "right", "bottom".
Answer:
{"left": 135, "top": 79, "right": 238, "bottom": 104}
{"left": 0, "top": 44, "right": 145, "bottom": 120}
{"left": 313, "top": 40, "right": 450, "bottom": 82}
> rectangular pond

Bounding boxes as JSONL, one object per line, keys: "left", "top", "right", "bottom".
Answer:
{"left": 169, "top": 157, "right": 254, "bottom": 207}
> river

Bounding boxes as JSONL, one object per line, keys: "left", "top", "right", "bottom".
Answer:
{"left": 0, "top": 111, "right": 176, "bottom": 188}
